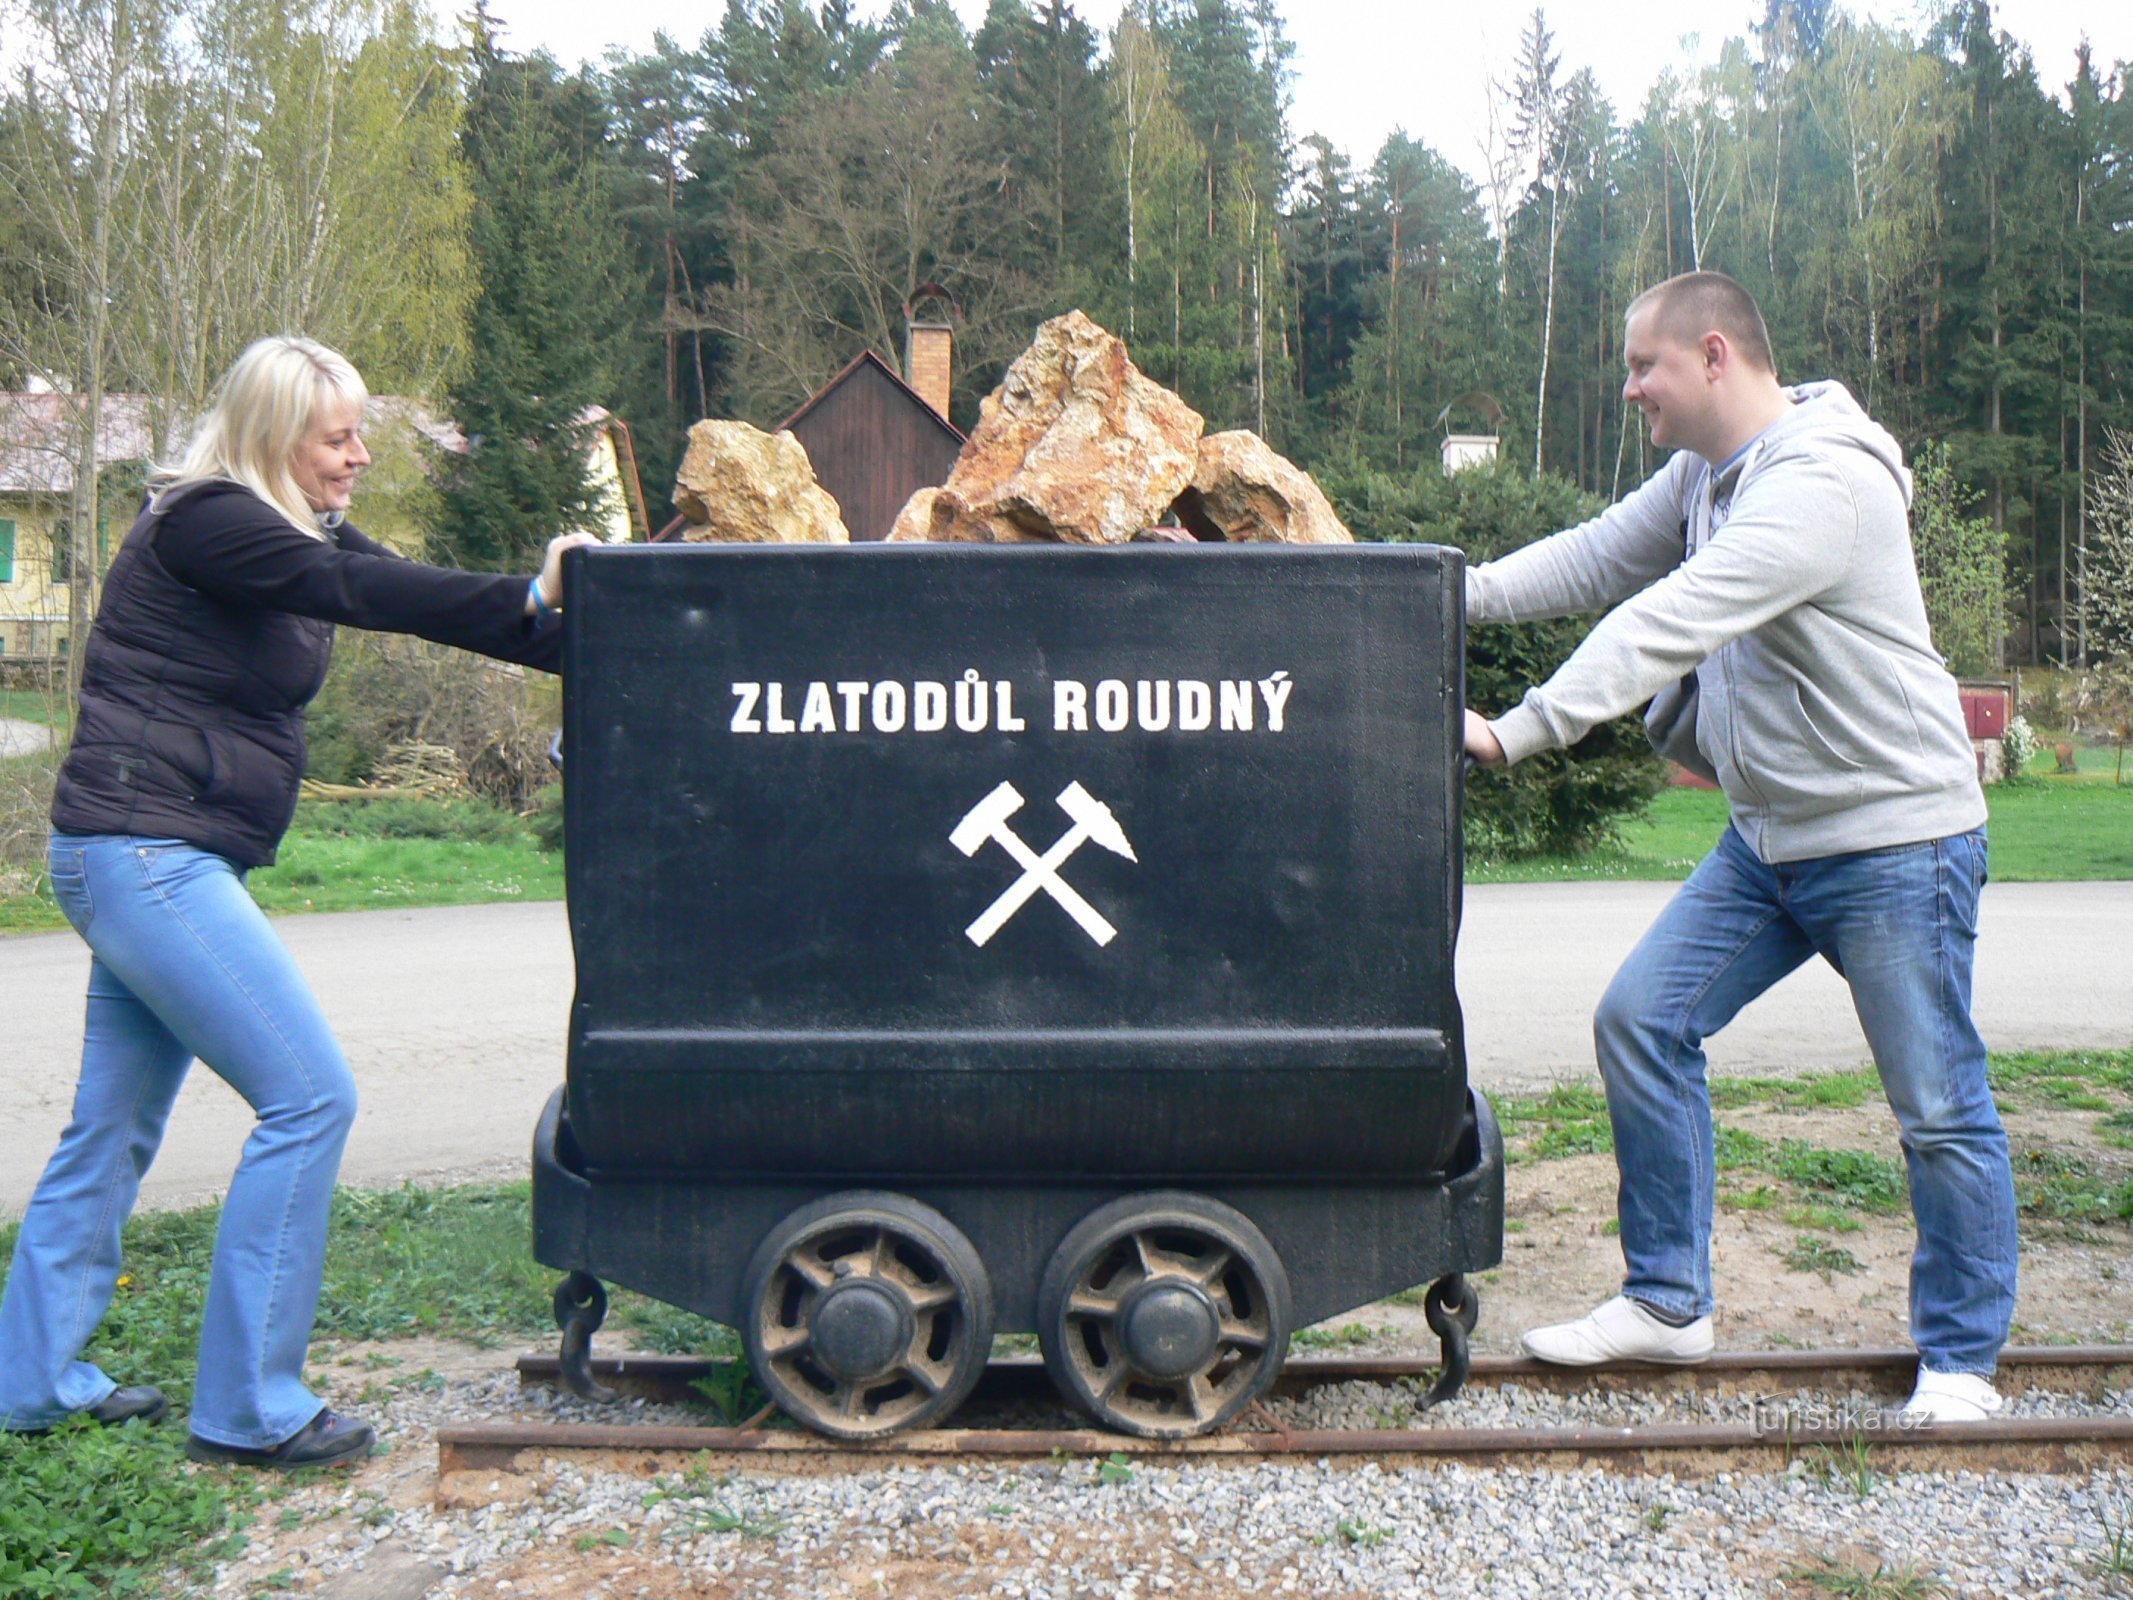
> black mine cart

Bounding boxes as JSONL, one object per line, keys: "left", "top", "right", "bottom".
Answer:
{"left": 533, "top": 542, "right": 1504, "bottom": 1440}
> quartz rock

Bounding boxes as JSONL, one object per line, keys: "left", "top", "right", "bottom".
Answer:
{"left": 891, "top": 310, "right": 1203, "bottom": 545}
{"left": 1171, "top": 429, "right": 1354, "bottom": 544}
{"left": 672, "top": 419, "right": 849, "bottom": 544}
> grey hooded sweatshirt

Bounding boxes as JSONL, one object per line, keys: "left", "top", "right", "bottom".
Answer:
{"left": 1467, "top": 380, "right": 1985, "bottom": 864}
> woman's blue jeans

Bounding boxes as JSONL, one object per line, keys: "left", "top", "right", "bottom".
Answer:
{"left": 1595, "top": 824, "right": 2017, "bottom": 1374}
{"left": 0, "top": 835, "right": 356, "bottom": 1444}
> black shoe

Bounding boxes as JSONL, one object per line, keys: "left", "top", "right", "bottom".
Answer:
{"left": 86, "top": 1385, "right": 169, "bottom": 1427}
{"left": 6, "top": 1384, "right": 169, "bottom": 1437}
{"left": 185, "top": 1408, "right": 375, "bottom": 1471}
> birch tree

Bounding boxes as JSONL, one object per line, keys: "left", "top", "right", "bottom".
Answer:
{"left": 1803, "top": 18, "right": 1946, "bottom": 411}
{"left": 1, "top": 0, "right": 474, "bottom": 700}
{"left": 0, "top": 0, "right": 172, "bottom": 698}
{"left": 1650, "top": 56, "right": 1739, "bottom": 272}
{"left": 1105, "top": 11, "right": 1193, "bottom": 345}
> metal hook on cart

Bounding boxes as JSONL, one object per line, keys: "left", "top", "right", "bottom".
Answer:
{"left": 1418, "top": 1272, "right": 1479, "bottom": 1409}
{"left": 553, "top": 1271, "right": 617, "bottom": 1403}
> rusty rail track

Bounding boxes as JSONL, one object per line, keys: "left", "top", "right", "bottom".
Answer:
{"left": 432, "top": 1346, "right": 2133, "bottom": 1479}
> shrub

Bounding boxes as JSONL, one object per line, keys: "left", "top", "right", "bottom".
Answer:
{"left": 528, "top": 782, "right": 565, "bottom": 854}
{"left": 2086, "top": 428, "right": 2133, "bottom": 663}
{"left": 0, "top": 752, "right": 56, "bottom": 893}
{"left": 1318, "top": 458, "right": 1668, "bottom": 857}
{"left": 2073, "top": 664, "right": 2133, "bottom": 784}
{"left": 291, "top": 795, "right": 528, "bottom": 843}
{"left": 1911, "top": 440, "right": 2010, "bottom": 676}
{"left": 305, "top": 632, "right": 560, "bottom": 810}
{"left": 2001, "top": 715, "right": 2042, "bottom": 783}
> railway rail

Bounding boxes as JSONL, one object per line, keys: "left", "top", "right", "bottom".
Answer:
{"left": 433, "top": 1345, "right": 2133, "bottom": 1481}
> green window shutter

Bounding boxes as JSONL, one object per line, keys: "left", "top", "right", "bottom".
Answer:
{"left": 0, "top": 518, "right": 14, "bottom": 583}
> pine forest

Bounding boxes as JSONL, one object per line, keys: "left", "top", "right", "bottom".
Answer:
{"left": 5, "top": 0, "right": 2132, "bottom": 669}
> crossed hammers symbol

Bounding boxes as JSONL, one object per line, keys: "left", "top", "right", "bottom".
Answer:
{"left": 950, "top": 781, "right": 1138, "bottom": 948}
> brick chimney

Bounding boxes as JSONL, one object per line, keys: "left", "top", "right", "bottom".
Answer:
{"left": 904, "top": 322, "right": 953, "bottom": 422}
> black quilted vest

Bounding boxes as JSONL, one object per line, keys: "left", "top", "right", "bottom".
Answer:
{"left": 51, "top": 483, "right": 555, "bottom": 867}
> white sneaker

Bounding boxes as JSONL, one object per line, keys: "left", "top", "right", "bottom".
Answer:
{"left": 1520, "top": 1294, "right": 1714, "bottom": 1366}
{"left": 1900, "top": 1368, "right": 2004, "bottom": 1422}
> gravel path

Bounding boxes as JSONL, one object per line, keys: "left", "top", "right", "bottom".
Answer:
{"left": 0, "top": 714, "right": 57, "bottom": 759}
{"left": 201, "top": 1356, "right": 2133, "bottom": 1599}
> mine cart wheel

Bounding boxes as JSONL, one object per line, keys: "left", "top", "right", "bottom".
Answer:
{"left": 1037, "top": 1192, "right": 1292, "bottom": 1440}
{"left": 742, "top": 1192, "right": 995, "bottom": 1440}
{"left": 1417, "top": 1273, "right": 1477, "bottom": 1410}
{"left": 553, "top": 1272, "right": 619, "bottom": 1403}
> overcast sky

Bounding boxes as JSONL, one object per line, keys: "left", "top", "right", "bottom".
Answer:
{"left": 485, "top": 0, "right": 2132, "bottom": 188}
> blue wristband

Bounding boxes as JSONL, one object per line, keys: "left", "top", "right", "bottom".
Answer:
{"left": 529, "top": 577, "right": 555, "bottom": 620}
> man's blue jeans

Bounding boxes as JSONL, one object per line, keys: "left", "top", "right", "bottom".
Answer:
{"left": 0, "top": 835, "right": 356, "bottom": 1445}
{"left": 1595, "top": 824, "right": 2016, "bottom": 1374}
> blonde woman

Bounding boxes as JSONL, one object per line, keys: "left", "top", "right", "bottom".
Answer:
{"left": 0, "top": 335, "right": 595, "bottom": 1468}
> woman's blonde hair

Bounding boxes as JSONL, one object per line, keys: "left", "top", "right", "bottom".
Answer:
{"left": 153, "top": 335, "right": 370, "bottom": 536}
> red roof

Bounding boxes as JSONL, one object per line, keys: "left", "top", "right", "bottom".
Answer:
{"left": 0, "top": 392, "right": 617, "bottom": 493}
{"left": 0, "top": 392, "right": 160, "bottom": 494}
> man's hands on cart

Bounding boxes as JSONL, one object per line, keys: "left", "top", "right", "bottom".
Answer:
{"left": 1463, "top": 709, "right": 1506, "bottom": 768}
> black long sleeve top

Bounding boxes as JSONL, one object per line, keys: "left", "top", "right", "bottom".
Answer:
{"left": 51, "top": 480, "right": 562, "bottom": 866}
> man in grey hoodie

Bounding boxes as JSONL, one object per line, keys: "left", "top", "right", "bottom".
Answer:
{"left": 1464, "top": 271, "right": 2016, "bottom": 1422}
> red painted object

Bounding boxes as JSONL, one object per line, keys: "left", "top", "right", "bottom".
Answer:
{"left": 1666, "top": 761, "right": 1720, "bottom": 790}
{"left": 1959, "top": 682, "right": 2011, "bottom": 741}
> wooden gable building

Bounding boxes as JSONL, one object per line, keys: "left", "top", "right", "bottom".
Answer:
{"left": 779, "top": 345, "right": 964, "bottom": 541}
{"left": 657, "top": 325, "right": 966, "bottom": 543}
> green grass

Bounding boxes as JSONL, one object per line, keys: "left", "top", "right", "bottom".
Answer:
{"left": 1783, "top": 1204, "right": 1864, "bottom": 1234}
{"left": 2014, "top": 1150, "right": 2133, "bottom": 1226}
{"left": 1990, "top": 1048, "right": 2133, "bottom": 1097}
{"left": 1709, "top": 1069, "right": 1879, "bottom": 1113}
{"left": 248, "top": 830, "right": 560, "bottom": 916}
{"left": 1291, "top": 1320, "right": 1382, "bottom": 1350}
{"left": 0, "top": 687, "right": 71, "bottom": 729}
{"left": 0, "top": 1180, "right": 742, "bottom": 1595}
{"left": 2023, "top": 739, "right": 2131, "bottom": 783}
{"left": 1493, "top": 1083, "right": 1614, "bottom": 1163}
{"left": 1780, "top": 1549, "right": 1948, "bottom": 1597}
{"left": 0, "top": 797, "right": 562, "bottom": 933}
{"left": 1780, "top": 1234, "right": 1863, "bottom": 1278}
{"left": 1471, "top": 778, "right": 2133, "bottom": 884}
{"left": 0, "top": 889, "right": 66, "bottom": 934}
{"left": 1510, "top": 1051, "right": 2133, "bottom": 1238}
{"left": 1501, "top": 1076, "right": 1915, "bottom": 1214}
{"left": 0, "top": 1181, "right": 730, "bottom": 1365}
{"left": 0, "top": 1422, "right": 256, "bottom": 1599}
{"left": 0, "top": 1184, "right": 549, "bottom": 1596}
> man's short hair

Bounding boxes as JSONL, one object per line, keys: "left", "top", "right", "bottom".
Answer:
{"left": 1627, "top": 271, "right": 1777, "bottom": 374}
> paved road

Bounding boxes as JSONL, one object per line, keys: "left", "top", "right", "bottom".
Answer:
{"left": 3, "top": 883, "right": 2128, "bottom": 1215}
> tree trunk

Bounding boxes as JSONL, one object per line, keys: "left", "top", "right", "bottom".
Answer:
{"left": 1388, "top": 206, "right": 1400, "bottom": 466}
{"left": 1123, "top": 122, "right": 1138, "bottom": 342}
{"left": 69, "top": 0, "right": 133, "bottom": 709}
{"left": 2075, "top": 197, "right": 2089, "bottom": 666}
{"left": 1535, "top": 161, "right": 1566, "bottom": 477}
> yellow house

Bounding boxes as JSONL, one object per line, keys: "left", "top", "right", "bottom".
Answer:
{"left": 0, "top": 392, "right": 645, "bottom": 667}
{"left": 0, "top": 391, "right": 159, "bottom": 666}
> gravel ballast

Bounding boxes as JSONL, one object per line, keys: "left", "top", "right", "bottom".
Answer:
{"left": 199, "top": 1358, "right": 2133, "bottom": 1599}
